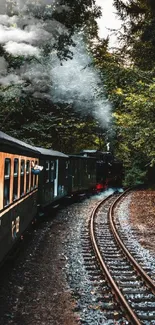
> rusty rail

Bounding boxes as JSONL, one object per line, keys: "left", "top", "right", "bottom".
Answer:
{"left": 109, "top": 189, "right": 155, "bottom": 294}
{"left": 89, "top": 190, "right": 148, "bottom": 325}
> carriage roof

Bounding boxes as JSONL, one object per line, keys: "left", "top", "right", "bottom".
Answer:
{"left": 35, "top": 147, "right": 68, "bottom": 158}
{"left": 0, "top": 131, "right": 39, "bottom": 154}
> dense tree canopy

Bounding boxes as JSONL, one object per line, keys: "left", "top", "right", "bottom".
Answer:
{"left": 91, "top": 10, "right": 155, "bottom": 185}
{"left": 113, "top": 0, "right": 155, "bottom": 70}
{"left": 1, "top": 0, "right": 155, "bottom": 186}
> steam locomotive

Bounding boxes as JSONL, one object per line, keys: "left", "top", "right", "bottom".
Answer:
{"left": 0, "top": 131, "right": 123, "bottom": 264}
{"left": 80, "top": 149, "right": 123, "bottom": 190}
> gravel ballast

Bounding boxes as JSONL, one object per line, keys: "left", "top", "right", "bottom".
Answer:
{"left": 0, "top": 189, "right": 154, "bottom": 325}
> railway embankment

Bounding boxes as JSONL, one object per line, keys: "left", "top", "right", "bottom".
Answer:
{"left": 116, "top": 188, "right": 155, "bottom": 256}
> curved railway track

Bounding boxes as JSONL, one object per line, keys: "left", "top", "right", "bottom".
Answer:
{"left": 88, "top": 191, "right": 155, "bottom": 325}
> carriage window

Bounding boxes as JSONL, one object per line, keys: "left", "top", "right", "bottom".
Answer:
{"left": 4, "top": 158, "right": 11, "bottom": 207}
{"left": 65, "top": 160, "right": 69, "bottom": 179}
{"left": 34, "top": 160, "right": 38, "bottom": 187}
{"left": 13, "top": 158, "right": 19, "bottom": 201}
{"left": 31, "top": 160, "right": 35, "bottom": 190}
{"left": 45, "top": 160, "right": 50, "bottom": 183}
{"left": 26, "top": 160, "right": 30, "bottom": 192}
{"left": 50, "top": 161, "right": 54, "bottom": 182}
{"left": 20, "top": 160, "right": 25, "bottom": 196}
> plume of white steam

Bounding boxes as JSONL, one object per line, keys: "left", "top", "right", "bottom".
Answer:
{"left": 0, "top": 1, "right": 112, "bottom": 127}
{"left": 0, "top": 73, "right": 23, "bottom": 85}
{"left": 0, "top": 0, "right": 6, "bottom": 14}
{"left": 50, "top": 35, "right": 112, "bottom": 126}
{"left": 0, "top": 1, "right": 67, "bottom": 88}
{"left": 0, "top": 25, "right": 37, "bottom": 43}
{"left": 0, "top": 0, "right": 67, "bottom": 60}
{"left": 0, "top": 57, "right": 8, "bottom": 74}
{"left": 4, "top": 41, "right": 41, "bottom": 58}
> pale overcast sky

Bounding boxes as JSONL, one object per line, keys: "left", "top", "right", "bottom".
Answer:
{"left": 95, "top": 0, "right": 122, "bottom": 47}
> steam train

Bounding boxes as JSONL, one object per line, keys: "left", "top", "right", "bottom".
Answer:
{"left": 0, "top": 131, "right": 123, "bottom": 264}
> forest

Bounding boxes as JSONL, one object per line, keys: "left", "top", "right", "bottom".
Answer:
{"left": 0, "top": 0, "right": 154, "bottom": 185}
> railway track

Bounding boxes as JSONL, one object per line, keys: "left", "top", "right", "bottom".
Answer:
{"left": 82, "top": 191, "right": 155, "bottom": 325}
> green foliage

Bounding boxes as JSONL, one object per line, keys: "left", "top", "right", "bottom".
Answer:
{"left": 91, "top": 34, "right": 155, "bottom": 185}
{"left": 124, "top": 165, "right": 147, "bottom": 186}
{"left": 0, "top": 95, "right": 106, "bottom": 153}
{"left": 113, "top": 0, "right": 155, "bottom": 70}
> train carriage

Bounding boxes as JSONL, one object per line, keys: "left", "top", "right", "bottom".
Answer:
{"left": 68, "top": 155, "right": 96, "bottom": 195}
{"left": 0, "top": 131, "right": 40, "bottom": 263}
{"left": 0, "top": 131, "right": 123, "bottom": 265}
{"left": 36, "top": 147, "right": 69, "bottom": 209}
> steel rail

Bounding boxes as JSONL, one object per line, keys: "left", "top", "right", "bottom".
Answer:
{"left": 89, "top": 192, "right": 142, "bottom": 325}
{"left": 109, "top": 189, "right": 155, "bottom": 294}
